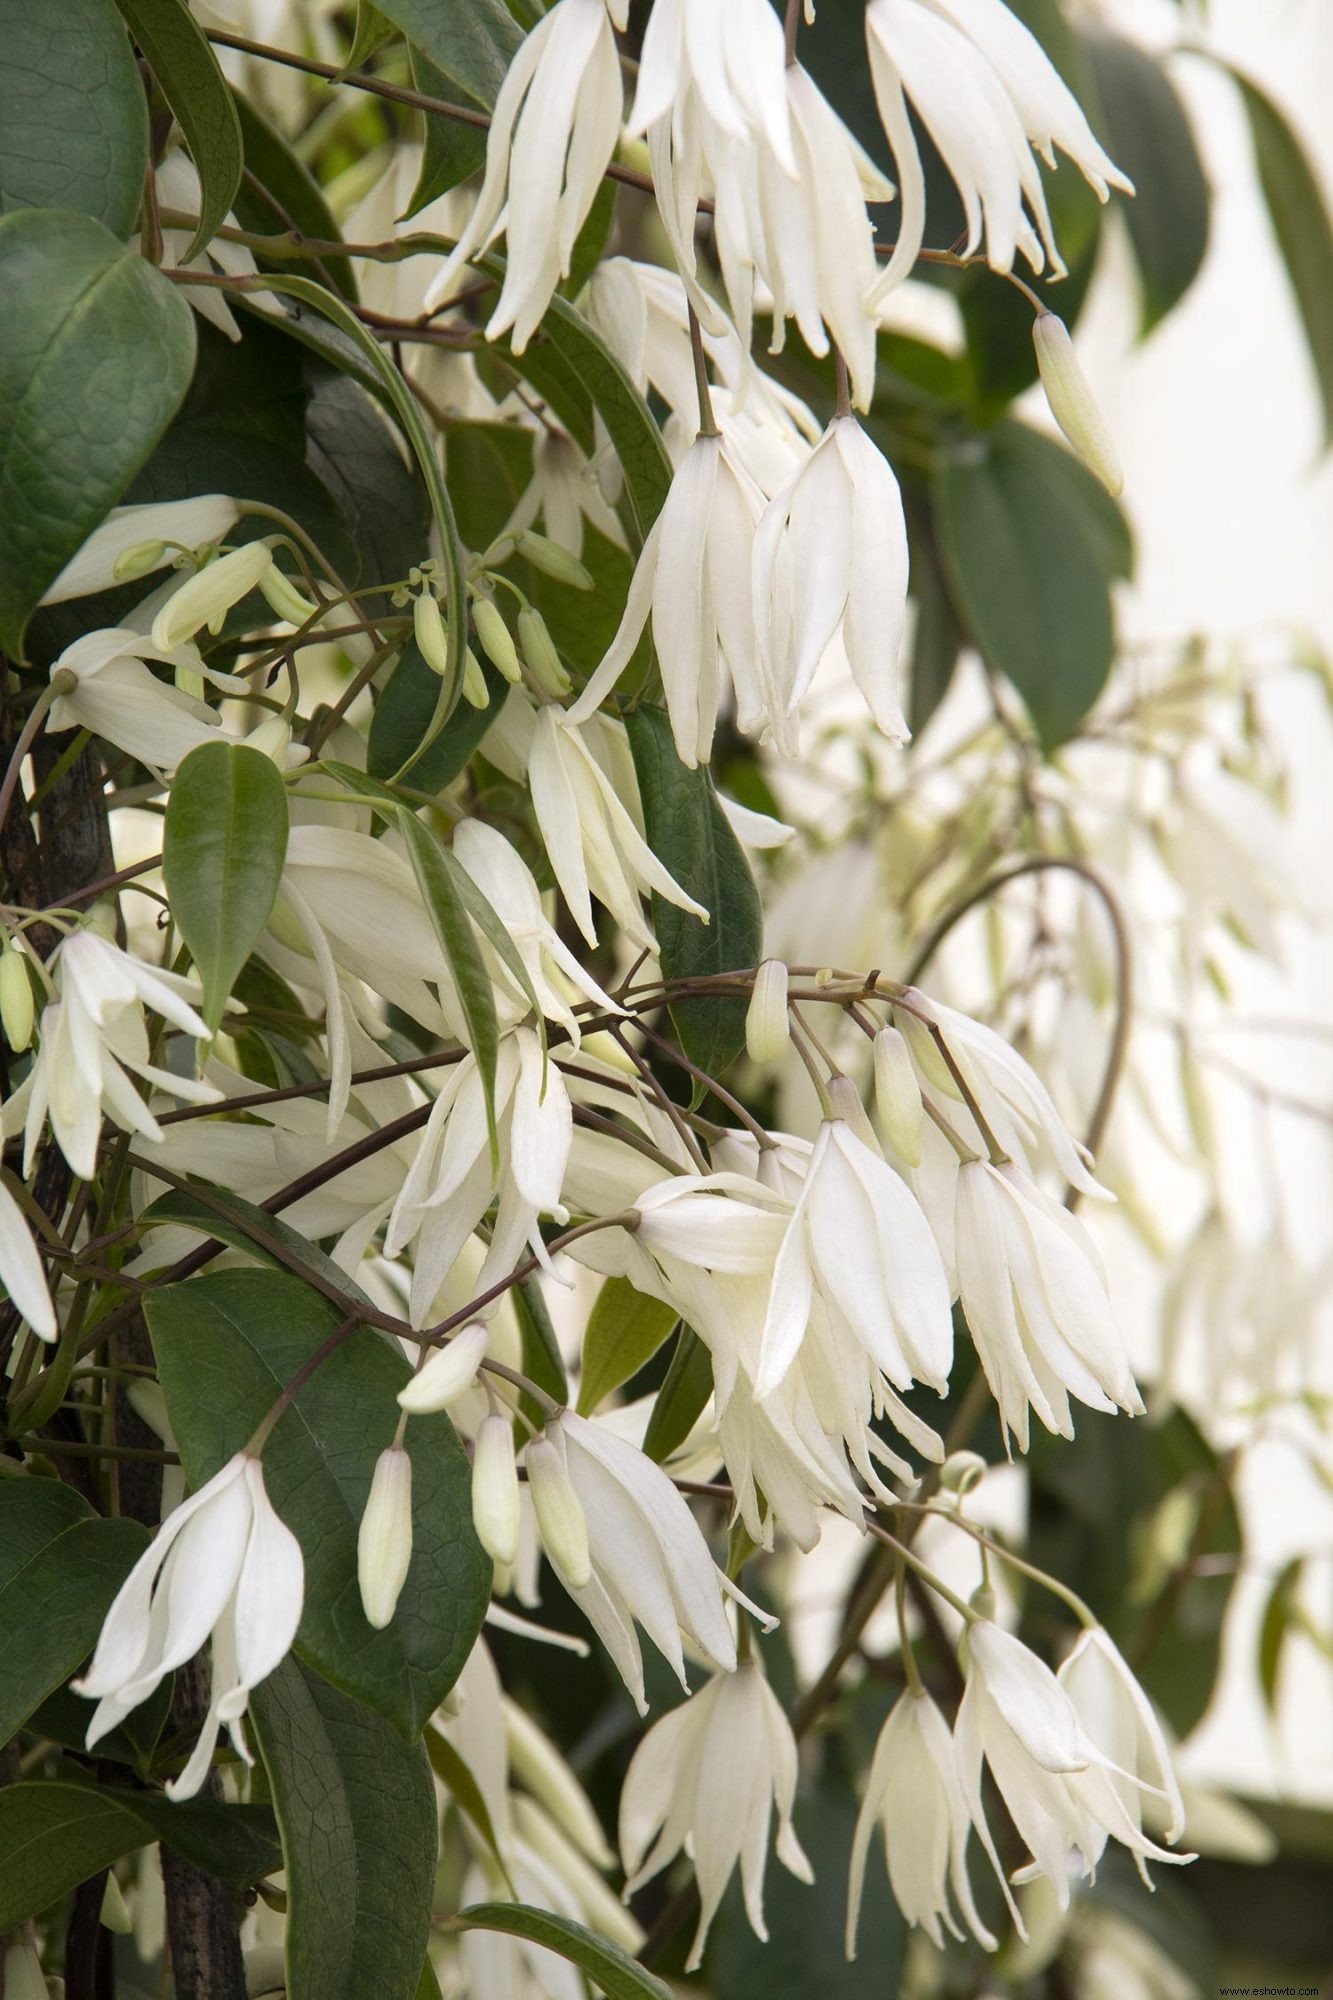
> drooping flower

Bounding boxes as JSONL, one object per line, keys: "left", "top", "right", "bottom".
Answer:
{"left": 423, "top": 0, "right": 628, "bottom": 353}
{"left": 865, "top": 0, "right": 1131, "bottom": 297}
{"left": 1057, "top": 1625, "right": 1186, "bottom": 1870}
{"left": 619, "top": 1656, "right": 812, "bottom": 1969}
{"left": 0, "top": 1178, "right": 56, "bottom": 1342}
{"left": 151, "top": 541, "right": 276, "bottom": 653}
{"left": 74, "top": 1453, "right": 303, "bottom": 1800}
{"left": 46, "top": 629, "right": 224, "bottom": 773}
{"left": 753, "top": 415, "right": 910, "bottom": 754}
{"left": 39, "top": 495, "right": 239, "bottom": 605}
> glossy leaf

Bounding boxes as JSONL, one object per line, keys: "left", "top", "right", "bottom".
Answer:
{"left": 373, "top": 0, "right": 521, "bottom": 108}
{"left": 0, "top": 0, "right": 148, "bottom": 236}
{"left": 577, "top": 1278, "right": 678, "bottom": 1416}
{"left": 251, "top": 1655, "right": 438, "bottom": 2000}
{"left": 627, "top": 705, "right": 763, "bottom": 1080}
{"left": 0, "top": 1481, "right": 146, "bottom": 1745}
{"left": 137, "top": 1186, "right": 381, "bottom": 1319}
{"left": 115, "top": 0, "right": 244, "bottom": 260}
{"left": 0, "top": 207, "right": 195, "bottom": 655}
{"left": 163, "top": 740, "right": 290, "bottom": 1035}
{"left": 367, "top": 644, "right": 506, "bottom": 789}
{"left": 451, "top": 1904, "right": 674, "bottom": 2000}
{"left": 304, "top": 362, "right": 428, "bottom": 610}
{"left": 146, "top": 1269, "right": 489, "bottom": 1738}
{"left": 514, "top": 1275, "right": 569, "bottom": 1421}
{"left": 642, "top": 1326, "right": 713, "bottom": 1465}
{"left": 406, "top": 45, "right": 487, "bottom": 215}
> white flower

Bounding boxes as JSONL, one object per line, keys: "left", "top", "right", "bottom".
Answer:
{"left": 0, "top": 1178, "right": 56, "bottom": 1341}
{"left": 847, "top": 1686, "right": 996, "bottom": 1956}
{"left": 955, "top": 1621, "right": 1189, "bottom": 1911}
{"left": 753, "top": 416, "right": 910, "bottom": 753}
{"left": 39, "top": 495, "right": 239, "bottom": 604}
{"left": 151, "top": 541, "right": 275, "bottom": 652}
{"left": 1033, "top": 312, "right": 1124, "bottom": 495}
{"left": 357, "top": 1445, "right": 413, "bottom": 1630}
{"left": 47, "top": 629, "right": 222, "bottom": 773}
{"left": 955, "top": 1159, "right": 1142, "bottom": 1451}
{"left": 11, "top": 930, "right": 219, "bottom": 1182}
{"left": 567, "top": 432, "right": 768, "bottom": 768}
{"left": 150, "top": 150, "right": 276, "bottom": 340}
{"left": 398, "top": 1320, "right": 490, "bottom": 1414}
{"left": 502, "top": 427, "right": 628, "bottom": 558}
{"left": 422, "top": 0, "right": 627, "bottom": 352}
{"left": 526, "top": 1410, "right": 741, "bottom": 1713}
{"left": 1058, "top": 1626, "right": 1186, "bottom": 1870}
{"left": 74, "top": 1452, "right": 303, "bottom": 1800}
{"left": 865, "top": 0, "right": 1131, "bottom": 297}
{"left": 619, "top": 1658, "right": 811, "bottom": 1969}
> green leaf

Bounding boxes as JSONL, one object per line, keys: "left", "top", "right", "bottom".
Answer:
{"left": 563, "top": 180, "right": 617, "bottom": 302}
{"left": 115, "top": 0, "right": 244, "bottom": 261}
{"left": 904, "top": 498, "right": 963, "bottom": 736}
{"left": 642, "top": 1326, "right": 712, "bottom": 1465}
{"left": 345, "top": 0, "right": 398, "bottom": 70}
{"left": 146, "top": 1269, "right": 490, "bottom": 1738}
{"left": 0, "top": 1481, "right": 147, "bottom": 1745}
{"left": 231, "top": 92, "right": 357, "bottom": 301}
{"left": 626, "top": 705, "right": 762, "bottom": 1080}
{"left": 368, "top": 644, "right": 505, "bottom": 788}
{"left": 406, "top": 46, "right": 488, "bottom": 216}
{"left": 577, "top": 1278, "right": 678, "bottom": 1416}
{"left": 396, "top": 807, "right": 500, "bottom": 1156}
{"left": 0, "top": 1783, "right": 279, "bottom": 1931}
{"left": 304, "top": 362, "right": 429, "bottom": 610}
{"left": 1228, "top": 65, "right": 1333, "bottom": 446}
{"left": 251, "top": 1655, "right": 438, "bottom": 2000}
{"left": 933, "top": 419, "right": 1131, "bottom": 752}
{"left": 1258, "top": 1555, "right": 1304, "bottom": 1715}
{"left": 137, "top": 1185, "right": 380, "bottom": 1319}
{"left": 373, "top": 0, "right": 521, "bottom": 108}
{"left": 0, "top": 0, "right": 148, "bottom": 236}
{"left": 163, "top": 740, "right": 290, "bottom": 1035}
{"left": 1082, "top": 31, "right": 1209, "bottom": 334}
{"left": 0, "top": 207, "right": 195, "bottom": 655}
{"left": 451, "top": 1904, "right": 674, "bottom": 2000}
{"left": 513, "top": 1275, "right": 568, "bottom": 1418}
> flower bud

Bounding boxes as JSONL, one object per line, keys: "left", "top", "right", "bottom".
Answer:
{"left": 112, "top": 538, "right": 168, "bottom": 582}
{"left": 0, "top": 939, "right": 34, "bottom": 1053}
{"left": 413, "top": 588, "right": 450, "bottom": 677}
{"left": 258, "top": 562, "right": 319, "bottom": 626}
{"left": 357, "top": 1445, "right": 413, "bottom": 1630}
{"left": 151, "top": 541, "right": 276, "bottom": 651}
{"left": 939, "top": 1449, "right": 988, "bottom": 1496}
{"left": 101, "top": 1870, "right": 133, "bottom": 1933}
{"left": 2, "top": 1939, "right": 47, "bottom": 2000}
{"left": 828, "top": 1073, "right": 878, "bottom": 1150}
{"left": 461, "top": 648, "right": 490, "bottom": 709}
{"left": 515, "top": 529, "right": 593, "bottom": 591}
{"left": 472, "top": 1411, "right": 521, "bottom": 1567}
{"left": 1032, "top": 313, "right": 1124, "bottom": 497}
{"left": 744, "top": 959, "right": 790, "bottom": 1064}
{"left": 397, "top": 1321, "right": 488, "bottom": 1414}
{"left": 472, "top": 596, "right": 522, "bottom": 684}
{"left": 893, "top": 1002, "right": 961, "bottom": 1099}
{"left": 526, "top": 1432, "right": 592, "bottom": 1589}
{"left": 872, "top": 1024, "right": 923, "bottom": 1166}
{"left": 243, "top": 715, "right": 300, "bottom": 768}
{"left": 517, "top": 606, "right": 571, "bottom": 696}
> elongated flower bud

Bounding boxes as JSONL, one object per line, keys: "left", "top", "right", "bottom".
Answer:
{"left": 413, "top": 589, "right": 450, "bottom": 677}
{"left": 472, "top": 596, "right": 522, "bottom": 684}
{"left": 0, "top": 939, "right": 34, "bottom": 1052}
{"left": 258, "top": 562, "right": 319, "bottom": 626}
{"left": 462, "top": 648, "right": 490, "bottom": 708}
{"left": 472, "top": 1412, "right": 521, "bottom": 1566}
{"left": 112, "top": 538, "right": 168, "bottom": 582}
{"left": 515, "top": 529, "right": 593, "bottom": 591}
{"left": 526, "top": 1432, "right": 592, "bottom": 1589}
{"left": 745, "top": 959, "right": 790, "bottom": 1063}
{"left": 397, "top": 1321, "right": 488, "bottom": 1414}
{"left": 151, "top": 541, "right": 275, "bottom": 651}
{"left": 872, "top": 1024, "right": 923, "bottom": 1166}
{"left": 828, "top": 1073, "right": 878, "bottom": 1150}
{"left": 518, "top": 606, "right": 571, "bottom": 696}
{"left": 357, "top": 1445, "right": 413, "bottom": 1630}
{"left": 100, "top": 1871, "right": 133, "bottom": 1933}
{"left": 1032, "top": 313, "right": 1124, "bottom": 497}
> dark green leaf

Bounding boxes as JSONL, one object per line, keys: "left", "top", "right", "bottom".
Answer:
{"left": 563, "top": 180, "right": 617, "bottom": 302}
{"left": 147, "top": 1270, "right": 489, "bottom": 1738}
{"left": 451, "top": 1904, "right": 674, "bottom": 2000}
{"left": 345, "top": 0, "right": 398, "bottom": 70}
{"left": 231, "top": 91, "right": 357, "bottom": 301}
{"left": 251, "top": 1655, "right": 438, "bottom": 2000}
{"left": 1083, "top": 31, "right": 1210, "bottom": 333}
{"left": 397, "top": 807, "right": 500, "bottom": 1155}
{"left": 0, "top": 207, "right": 195, "bottom": 655}
{"left": 406, "top": 46, "right": 487, "bottom": 215}
{"left": 304, "top": 362, "right": 429, "bottom": 609}
{"left": 368, "top": 644, "right": 505, "bottom": 788}
{"left": 137, "top": 1186, "right": 380, "bottom": 1319}
{"left": 373, "top": 0, "right": 521, "bottom": 108}
{"left": 642, "top": 1326, "right": 712, "bottom": 1465}
{"left": 115, "top": 0, "right": 244, "bottom": 260}
{"left": 627, "top": 705, "right": 762, "bottom": 1079}
{"left": 513, "top": 1275, "right": 568, "bottom": 1420}
{"left": 577, "top": 1278, "right": 678, "bottom": 1416}
{"left": 0, "top": 1783, "right": 278, "bottom": 1932}
{"left": 1228, "top": 65, "right": 1333, "bottom": 445}
{"left": 163, "top": 740, "right": 290, "bottom": 1035}
{"left": 1258, "top": 1555, "right": 1304, "bottom": 1715}
{"left": 904, "top": 499, "right": 963, "bottom": 736}
{"left": 0, "top": 0, "right": 148, "bottom": 236}
{"left": 933, "top": 419, "right": 1131, "bottom": 752}
{"left": 0, "top": 1481, "right": 147, "bottom": 1745}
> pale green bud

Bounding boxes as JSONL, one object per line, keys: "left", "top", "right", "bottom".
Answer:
{"left": 872, "top": 1024, "right": 923, "bottom": 1166}
{"left": 893, "top": 1003, "right": 961, "bottom": 1099}
{"left": 517, "top": 606, "right": 570, "bottom": 696}
{"left": 101, "top": 1871, "right": 133, "bottom": 1933}
{"left": 745, "top": 959, "right": 790, "bottom": 1064}
{"left": 472, "top": 1411, "right": 521, "bottom": 1568}
{"left": 397, "top": 1321, "right": 488, "bottom": 1414}
{"left": 462, "top": 648, "right": 490, "bottom": 709}
{"left": 526, "top": 1432, "right": 591, "bottom": 1589}
{"left": 413, "top": 589, "right": 450, "bottom": 677}
{"left": 472, "top": 596, "right": 522, "bottom": 684}
{"left": 515, "top": 530, "right": 593, "bottom": 591}
{"left": 1033, "top": 313, "right": 1124, "bottom": 497}
{"left": 357, "top": 1445, "right": 413, "bottom": 1630}
{"left": 112, "top": 538, "right": 168, "bottom": 582}
{"left": 151, "top": 541, "right": 275, "bottom": 651}
{"left": 258, "top": 563, "right": 319, "bottom": 626}
{"left": 0, "top": 939, "right": 34, "bottom": 1052}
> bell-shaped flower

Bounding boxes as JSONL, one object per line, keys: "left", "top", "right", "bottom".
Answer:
{"left": 955, "top": 1159, "right": 1142, "bottom": 1451}
{"left": 9, "top": 930, "right": 219, "bottom": 1182}
{"left": 753, "top": 416, "right": 910, "bottom": 755}
{"left": 74, "top": 1452, "right": 303, "bottom": 1800}
{"left": 423, "top": 0, "right": 627, "bottom": 353}
{"left": 619, "top": 1656, "right": 811, "bottom": 1969}
{"left": 865, "top": 0, "right": 1131, "bottom": 296}
{"left": 956, "top": 1620, "right": 1189, "bottom": 1912}
{"left": 151, "top": 541, "right": 275, "bottom": 653}
{"left": 566, "top": 431, "right": 768, "bottom": 768}
{"left": 39, "top": 495, "right": 239, "bottom": 604}
{"left": 1058, "top": 1626, "right": 1186, "bottom": 1871}
{"left": 847, "top": 1686, "right": 997, "bottom": 1957}
{"left": 46, "top": 629, "right": 225, "bottom": 773}
{"left": 0, "top": 1178, "right": 56, "bottom": 1341}
{"left": 526, "top": 1410, "right": 742, "bottom": 1714}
